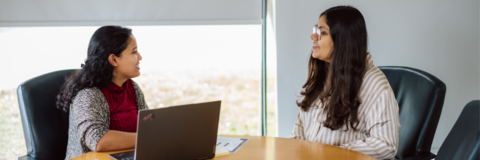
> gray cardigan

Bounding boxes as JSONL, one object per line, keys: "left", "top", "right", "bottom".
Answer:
{"left": 64, "top": 80, "right": 149, "bottom": 160}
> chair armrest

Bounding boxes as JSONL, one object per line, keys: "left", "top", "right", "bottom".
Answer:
{"left": 403, "top": 152, "right": 436, "bottom": 160}
{"left": 18, "top": 155, "right": 36, "bottom": 160}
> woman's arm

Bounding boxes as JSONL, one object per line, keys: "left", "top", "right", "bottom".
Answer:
{"left": 71, "top": 89, "right": 109, "bottom": 152}
{"left": 96, "top": 130, "right": 136, "bottom": 151}
{"left": 291, "top": 110, "right": 306, "bottom": 140}
{"left": 72, "top": 88, "right": 138, "bottom": 152}
{"left": 339, "top": 90, "right": 400, "bottom": 160}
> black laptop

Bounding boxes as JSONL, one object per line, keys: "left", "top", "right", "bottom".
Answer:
{"left": 109, "top": 100, "right": 221, "bottom": 160}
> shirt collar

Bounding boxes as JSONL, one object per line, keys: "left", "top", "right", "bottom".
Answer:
{"left": 104, "top": 79, "right": 129, "bottom": 93}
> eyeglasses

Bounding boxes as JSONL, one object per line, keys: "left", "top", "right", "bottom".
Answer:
{"left": 313, "top": 25, "right": 321, "bottom": 40}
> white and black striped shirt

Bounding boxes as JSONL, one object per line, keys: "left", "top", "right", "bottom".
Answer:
{"left": 291, "top": 54, "right": 400, "bottom": 160}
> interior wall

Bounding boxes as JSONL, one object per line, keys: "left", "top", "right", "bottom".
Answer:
{"left": 275, "top": 0, "right": 480, "bottom": 151}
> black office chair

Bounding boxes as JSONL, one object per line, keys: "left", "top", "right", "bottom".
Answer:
{"left": 404, "top": 100, "right": 480, "bottom": 160}
{"left": 378, "top": 66, "right": 446, "bottom": 160}
{"left": 17, "top": 69, "right": 76, "bottom": 160}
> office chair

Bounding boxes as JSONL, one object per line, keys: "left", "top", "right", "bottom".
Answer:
{"left": 17, "top": 69, "right": 76, "bottom": 160}
{"left": 404, "top": 100, "right": 480, "bottom": 160}
{"left": 378, "top": 66, "right": 446, "bottom": 160}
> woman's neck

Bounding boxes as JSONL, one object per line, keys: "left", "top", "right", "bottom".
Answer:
{"left": 112, "top": 76, "right": 127, "bottom": 87}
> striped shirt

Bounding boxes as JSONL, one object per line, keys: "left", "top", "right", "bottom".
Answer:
{"left": 291, "top": 54, "right": 400, "bottom": 160}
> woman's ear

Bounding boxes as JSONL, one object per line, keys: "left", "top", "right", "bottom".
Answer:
{"left": 108, "top": 54, "right": 118, "bottom": 67}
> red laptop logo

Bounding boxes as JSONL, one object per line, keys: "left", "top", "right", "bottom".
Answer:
{"left": 143, "top": 113, "right": 155, "bottom": 121}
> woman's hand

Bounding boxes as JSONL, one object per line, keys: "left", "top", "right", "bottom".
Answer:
{"left": 96, "top": 130, "right": 136, "bottom": 152}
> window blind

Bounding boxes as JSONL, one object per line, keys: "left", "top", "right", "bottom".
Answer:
{"left": 0, "top": 0, "right": 262, "bottom": 26}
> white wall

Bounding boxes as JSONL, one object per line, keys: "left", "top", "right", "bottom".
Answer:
{"left": 275, "top": 0, "right": 480, "bottom": 152}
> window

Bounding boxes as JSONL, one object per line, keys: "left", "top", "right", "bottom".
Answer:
{"left": 0, "top": 25, "right": 269, "bottom": 159}
{"left": 129, "top": 25, "right": 263, "bottom": 136}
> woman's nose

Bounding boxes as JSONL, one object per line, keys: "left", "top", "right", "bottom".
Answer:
{"left": 138, "top": 52, "right": 143, "bottom": 61}
{"left": 310, "top": 33, "right": 317, "bottom": 41}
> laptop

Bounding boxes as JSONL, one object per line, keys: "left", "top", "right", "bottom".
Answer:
{"left": 109, "top": 100, "right": 221, "bottom": 160}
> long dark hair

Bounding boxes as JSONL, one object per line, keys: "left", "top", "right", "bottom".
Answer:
{"left": 56, "top": 25, "right": 132, "bottom": 112}
{"left": 297, "top": 6, "right": 368, "bottom": 131}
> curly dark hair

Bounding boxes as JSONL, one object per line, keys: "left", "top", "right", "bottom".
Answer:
{"left": 297, "top": 6, "right": 368, "bottom": 131}
{"left": 56, "top": 25, "right": 132, "bottom": 112}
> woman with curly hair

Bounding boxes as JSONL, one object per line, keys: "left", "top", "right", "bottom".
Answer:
{"left": 56, "top": 26, "right": 148, "bottom": 160}
{"left": 291, "top": 6, "right": 400, "bottom": 160}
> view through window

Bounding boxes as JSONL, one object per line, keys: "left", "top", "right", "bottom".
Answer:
{"left": 0, "top": 24, "right": 278, "bottom": 160}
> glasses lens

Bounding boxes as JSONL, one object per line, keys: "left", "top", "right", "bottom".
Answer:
{"left": 317, "top": 29, "right": 320, "bottom": 40}
{"left": 313, "top": 26, "right": 320, "bottom": 40}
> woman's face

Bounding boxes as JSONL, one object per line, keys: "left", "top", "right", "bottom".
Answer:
{"left": 311, "top": 15, "right": 334, "bottom": 62}
{"left": 113, "top": 35, "right": 142, "bottom": 79}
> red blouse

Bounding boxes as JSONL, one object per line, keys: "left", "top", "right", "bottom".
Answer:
{"left": 100, "top": 79, "right": 138, "bottom": 132}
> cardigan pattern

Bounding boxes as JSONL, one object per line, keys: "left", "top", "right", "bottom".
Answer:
{"left": 64, "top": 80, "right": 148, "bottom": 160}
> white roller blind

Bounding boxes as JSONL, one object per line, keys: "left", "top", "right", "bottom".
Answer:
{"left": 0, "top": 0, "right": 262, "bottom": 26}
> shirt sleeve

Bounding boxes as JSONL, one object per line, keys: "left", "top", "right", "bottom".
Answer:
{"left": 290, "top": 109, "right": 306, "bottom": 140}
{"left": 339, "top": 90, "right": 400, "bottom": 160}
{"left": 70, "top": 89, "right": 110, "bottom": 152}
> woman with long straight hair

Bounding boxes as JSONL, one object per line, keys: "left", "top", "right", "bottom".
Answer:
{"left": 57, "top": 26, "right": 148, "bottom": 160}
{"left": 291, "top": 6, "right": 400, "bottom": 160}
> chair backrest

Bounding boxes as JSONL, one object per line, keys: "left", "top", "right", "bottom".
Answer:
{"left": 436, "top": 100, "right": 479, "bottom": 160}
{"left": 17, "top": 69, "right": 76, "bottom": 160}
{"left": 378, "top": 66, "right": 446, "bottom": 160}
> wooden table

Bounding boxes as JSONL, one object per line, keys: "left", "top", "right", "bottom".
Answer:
{"left": 71, "top": 135, "right": 376, "bottom": 160}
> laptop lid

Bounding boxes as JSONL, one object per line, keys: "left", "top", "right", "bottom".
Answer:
{"left": 135, "top": 100, "right": 221, "bottom": 160}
